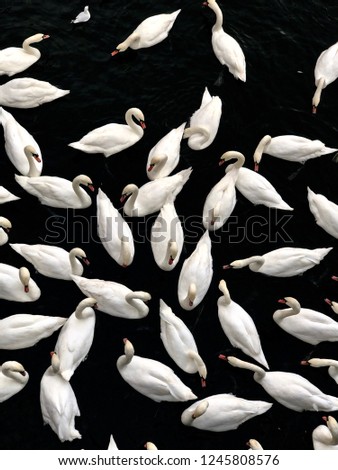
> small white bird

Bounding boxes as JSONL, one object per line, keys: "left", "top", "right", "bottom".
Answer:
{"left": 71, "top": 6, "right": 90, "bottom": 24}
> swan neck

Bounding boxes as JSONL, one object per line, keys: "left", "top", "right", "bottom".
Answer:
{"left": 125, "top": 292, "right": 147, "bottom": 313}
{"left": 210, "top": 1, "right": 223, "bottom": 31}
{"left": 184, "top": 126, "right": 210, "bottom": 144}
{"left": 126, "top": 108, "right": 143, "bottom": 135}
{"left": 69, "top": 251, "right": 79, "bottom": 274}
{"left": 236, "top": 256, "right": 264, "bottom": 269}
{"left": 253, "top": 135, "right": 272, "bottom": 164}
{"left": 22, "top": 37, "right": 40, "bottom": 57}
{"left": 72, "top": 178, "right": 86, "bottom": 203}
{"left": 120, "top": 238, "right": 132, "bottom": 267}
{"left": 312, "top": 77, "right": 325, "bottom": 108}
{"left": 27, "top": 154, "right": 40, "bottom": 177}
{"left": 188, "top": 351, "right": 207, "bottom": 379}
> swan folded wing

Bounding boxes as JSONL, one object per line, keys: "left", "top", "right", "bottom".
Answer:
{"left": 222, "top": 308, "right": 262, "bottom": 356}
{"left": 133, "top": 13, "right": 179, "bottom": 45}
{"left": 213, "top": 31, "right": 245, "bottom": 71}
{"left": 20, "top": 177, "right": 79, "bottom": 203}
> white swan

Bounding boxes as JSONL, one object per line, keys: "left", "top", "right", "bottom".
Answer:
{"left": 0, "top": 33, "right": 49, "bottom": 76}
{"left": 69, "top": 108, "right": 145, "bottom": 157}
{"left": 111, "top": 10, "right": 181, "bottom": 55}
{"left": 312, "top": 416, "right": 338, "bottom": 450}
{"left": 146, "top": 122, "right": 186, "bottom": 179}
{"left": 301, "top": 358, "right": 338, "bottom": 385}
{"left": 312, "top": 40, "right": 338, "bottom": 114}
{"left": 178, "top": 230, "right": 213, "bottom": 310}
{"left": 9, "top": 244, "right": 90, "bottom": 280}
{"left": 222, "top": 355, "right": 338, "bottom": 412}
{"left": 116, "top": 338, "right": 197, "bottom": 402}
{"left": 273, "top": 297, "right": 338, "bottom": 345}
{"left": 223, "top": 246, "right": 333, "bottom": 277}
{"left": 203, "top": 0, "right": 246, "bottom": 82}
{"left": 0, "top": 264, "right": 40, "bottom": 302}
{"left": 307, "top": 187, "right": 338, "bottom": 239}
{"left": 183, "top": 87, "right": 222, "bottom": 150}
{"left": 0, "top": 216, "right": 11, "bottom": 246}
{"left": 227, "top": 164, "right": 293, "bottom": 211}
{"left": 181, "top": 394, "right": 272, "bottom": 432}
{"left": 0, "top": 361, "right": 29, "bottom": 402}
{"left": 54, "top": 298, "right": 97, "bottom": 381}
{"left": 253, "top": 134, "right": 338, "bottom": 171}
{"left": 40, "top": 352, "right": 81, "bottom": 442}
{"left": 150, "top": 194, "right": 184, "bottom": 271}
{"left": 217, "top": 280, "right": 269, "bottom": 369}
{"left": 0, "top": 108, "right": 42, "bottom": 176}
{"left": 71, "top": 6, "right": 90, "bottom": 24}
{"left": 71, "top": 274, "right": 151, "bottom": 319}
{"left": 97, "top": 188, "right": 134, "bottom": 267}
{"left": 0, "top": 314, "right": 66, "bottom": 349}
{"left": 159, "top": 299, "right": 207, "bottom": 385}
{"left": 203, "top": 151, "right": 244, "bottom": 230}
{"left": 15, "top": 173, "right": 94, "bottom": 209}
{"left": 121, "top": 167, "right": 192, "bottom": 217}
{"left": 0, "top": 186, "right": 20, "bottom": 204}
{"left": 0, "top": 77, "right": 70, "bottom": 108}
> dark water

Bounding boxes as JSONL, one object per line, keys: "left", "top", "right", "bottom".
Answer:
{"left": 0, "top": 0, "right": 338, "bottom": 451}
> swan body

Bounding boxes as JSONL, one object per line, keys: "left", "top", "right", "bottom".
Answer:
{"left": 0, "top": 361, "right": 29, "bottom": 402}
{"left": 178, "top": 230, "right": 213, "bottom": 310}
{"left": 224, "top": 246, "right": 333, "bottom": 277}
{"left": 150, "top": 195, "right": 184, "bottom": 270}
{"left": 0, "top": 33, "right": 49, "bottom": 76}
{"left": 307, "top": 187, "right": 338, "bottom": 239}
{"left": 0, "top": 108, "right": 42, "bottom": 176}
{"left": 71, "top": 6, "right": 90, "bottom": 24}
{"left": 203, "top": 151, "right": 244, "bottom": 230}
{"left": 203, "top": 0, "right": 246, "bottom": 81}
{"left": 183, "top": 87, "right": 222, "bottom": 150}
{"left": 97, "top": 188, "right": 134, "bottom": 267}
{"left": 229, "top": 165, "right": 293, "bottom": 211}
{"left": 111, "top": 10, "right": 181, "bottom": 54}
{"left": 0, "top": 78, "right": 69, "bottom": 108}
{"left": 0, "top": 186, "right": 20, "bottom": 204}
{"left": 312, "top": 416, "right": 338, "bottom": 450}
{"left": 253, "top": 134, "right": 338, "bottom": 170}
{"left": 225, "top": 356, "right": 338, "bottom": 412}
{"left": 15, "top": 173, "right": 94, "bottom": 209}
{"left": 217, "top": 280, "right": 269, "bottom": 369}
{"left": 69, "top": 108, "right": 145, "bottom": 157}
{"left": 301, "top": 358, "right": 338, "bottom": 385}
{"left": 0, "top": 314, "right": 66, "bottom": 349}
{"left": 40, "top": 352, "right": 81, "bottom": 442}
{"left": 159, "top": 299, "right": 207, "bottom": 384}
{"left": 181, "top": 394, "right": 272, "bottom": 432}
{"left": 54, "top": 298, "right": 97, "bottom": 381}
{"left": 71, "top": 275, "right": 151, "bottom": 319}
{"left": 0, "top": 217, "right": 11, "bottom": 246}
{"left": 9, "top": 244, "right": 89, "bottom": 280}
{"left": 116, "top": 338, "right": 197, "bottom": 402}
{"left": 146, "top": 122, "right": 186, "bottom": 179}
{"left": 312, "top": 41, "right": 338, "bottom": 114}
{"left": 121, "top": 167, "right": 192, "bottom": 217}
{"left": 0, "top": 264, "right": 40, "bottom": 302}
{"left": 273, "top": 297, "right": 338, "bottom": 345}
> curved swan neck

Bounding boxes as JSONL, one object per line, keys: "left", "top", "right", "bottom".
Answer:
{"left": 22, "top": 34, "right": 43, "bottom": 57}
{"left": 231, "top": 256, "right": 264, "bottom": 270}
{"left": 312, "top": 77, "right": 325, "bottom": 113}
{"left": 184, "top": 126, "right": 210, "bottom": 144}
{"left": 125, "top": 291, "right": 149, "bottom": 313}
{"left": 188, "top": 351, "right": 207, "bottom": 381}
{"left": 186, "top": 283, "right": 197, "bottom": 307}
{"left": 72, "top": 176, "right": 91, "bottom": 203}
{"left": 24, "top": 146, "right": 41, "bottom": 177}
{"left": 148, "top": 155, "right": 168, "bottom": 173}
{"left": 182, "top": 400, "right": 209, "bottom": 425}
{"left": 166, "top": 240, "right": 178, "bottom": 266}
{"left": 207, "top": 0, "right": 223, "bottom": 31}
{"left": 1, "top": 361, "right": 27, "bottom": 382}
{"left": 220, "top": 151, "right": 245, "bottom": 169}
{"left": 120, "top": 338, "right": 134, "bottom": 365}
{"left": 218, "top": 279, "right": 231, "bottom": 305}
{"left": 125, "top": 108, "right": 144, "bottom": 135}
{"left": 74, "top": 298, "right": 96, "bottom": 319}
{"left": 276, "top": 297, "right": 301, "bottom": 317}
{"left": 253, "top": 135, "right": 272, "bottom": 170}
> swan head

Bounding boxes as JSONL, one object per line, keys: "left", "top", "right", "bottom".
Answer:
{"left": 278, "top": 296, "right": 300, "bottom": 310}
{"left": 50, "top": 351, "right": 60, "bottom": 373}
{"left": 2, "top": 361, "right": 28, "bottom": 380}
{"left": 24, "top": 145, "right": 41, "bottom": 163}
{"left": 192, "top": 400, "right": 209, "bottom": 419}
{"left": 0, "top": 216, "right": 11, "bottom": 233}
{"left": 223, "top": 260, "right": 243, "bottom": 269}
{"left": 144, "top": 442, "right": 158, "bottom": 450}
{"left": 188, "top": 283, "right": 197, "bottom": 307}
{"left": 73, "top": 174, "right": 95, "bottom": 192}
{"left": 23, "top": 33, "right": 50, "bottom": 46}
{"left": 19, "top": 267, "right": 31, "bottom": 293}
{"left": 218, "top": 279, "right": 231, "bottom": 304}
{"left": 111, "top": 40, "right": 129, "bottom": 56}
{"left": 123, "top": 337, "right": 135, "bottom": 359}
{"left": 120, "top": 184, "right": 138, "bottom": 203}
{"left": 168, "top": 240, "right": 178, "bottom": 265}
{"left": 147, "top": 154, "right": 167, "bottom": 172}
{"left": 301, "top": 358, "right": 332, "bottom": 369}
{"left": 128, "top": 108, "right": 146, "bottom": 129}
{"left": 70, "top": 247, "right": 90, "bottom": 265}
{"left": 312, "top": 77, "right": 326, "bottom": 114}
{"left": 219, "top": 151, "right": 245, "bottom": 168}
{"left": 324, "top": 298, "right": 338, "bottom": 314}
{"left": 247, "top": 439, "right": 263, "bottom": 450}
{"left": 253, "top": 135, "right": 272, "bottom": 172}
